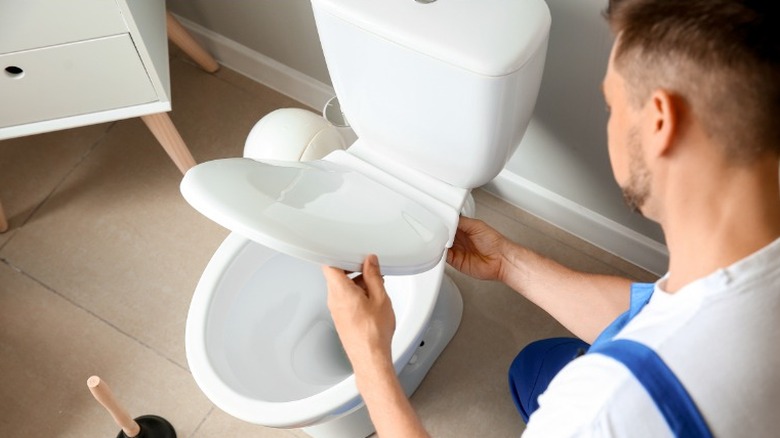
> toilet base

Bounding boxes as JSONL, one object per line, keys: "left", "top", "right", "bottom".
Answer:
{"left": 302, "top": 404, "right": 374, "bottom": 438}
{"left": 301, "top": 273, "right": 464, "bottom": 438}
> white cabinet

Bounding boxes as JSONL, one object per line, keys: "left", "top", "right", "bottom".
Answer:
{"left": 0, "top": 1, "right": 212, "bottom": 233}
{"left": 1, "top": 35, "right": 159, "bottom": 129}
{"left": 0, "top": 0, "right": 175, "bottom": 138}
{"left": 0, "top": 0, "right": 128, "bottom": 53}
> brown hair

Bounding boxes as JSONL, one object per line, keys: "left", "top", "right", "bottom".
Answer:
{"left": 605, "top": 0, "right": 780, "bottom": 162}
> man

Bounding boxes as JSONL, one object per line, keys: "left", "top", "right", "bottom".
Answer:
{"left": 322, "top": 0, "right": 780, "bottom": 436}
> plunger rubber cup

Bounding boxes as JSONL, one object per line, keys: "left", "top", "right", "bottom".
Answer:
{"left": 116, "top": 415, "right": 176, "bottom": 438}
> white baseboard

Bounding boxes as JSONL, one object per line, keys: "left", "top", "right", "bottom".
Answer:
{"left": 484, "top": 171, "right": 668, "bottom": 275}
{"left": 173, "top": 14, "right": 335, "bottom": 112}
{"left": 174, "top": 15, "right": 669, "bottom": 276}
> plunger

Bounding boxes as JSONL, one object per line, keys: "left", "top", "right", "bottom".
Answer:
{"left": 87, "top": 375, "right": 177, "bottom": 438}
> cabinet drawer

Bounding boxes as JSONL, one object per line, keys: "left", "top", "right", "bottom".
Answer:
{"left": 0, "top": 34, "right": 158, "bottom": 129}
{"left": 0, "top": 0, "right": 127, "bottom": 54}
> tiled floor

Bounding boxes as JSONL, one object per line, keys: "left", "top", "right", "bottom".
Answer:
{"left": 0, "top": 49, "right": 656, "bottom": 437}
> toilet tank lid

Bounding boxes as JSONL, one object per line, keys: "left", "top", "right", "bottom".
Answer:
{"left": 313, "top": 0, "right": 551, "bottom": 77}
{"left": 180, "top": 158, "right": 450, "bottom": 275}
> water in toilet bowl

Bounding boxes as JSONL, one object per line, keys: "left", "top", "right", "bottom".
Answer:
{"left": 218, "top": 253, "right": 352, "bottom": 402}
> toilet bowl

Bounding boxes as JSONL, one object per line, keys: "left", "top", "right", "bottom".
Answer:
{"left": 186, "top": 231, "right": 462, "bottom": 436}
{"left": 181, "top": 0, "right": 551, "bottom": 436}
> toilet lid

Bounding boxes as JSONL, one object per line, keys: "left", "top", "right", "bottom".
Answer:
{"left": 180, "top": 157, "right": 450, "bottom": 275}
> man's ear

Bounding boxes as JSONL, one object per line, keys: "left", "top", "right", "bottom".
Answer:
{"left": 646, "top": 89, "right": 678, "bottom": 158}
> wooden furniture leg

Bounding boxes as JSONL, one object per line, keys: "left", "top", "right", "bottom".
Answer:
{"left": 141, "top": 112, "right": 197, "bottom": 174}
{"left": 166, "top": 12, "right": 220, "bottom": 73}
{"left": 0, "top": 199, "right": 8, "bottom": 233}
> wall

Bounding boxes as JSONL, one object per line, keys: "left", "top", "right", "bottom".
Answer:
{"left": 167, "top": 0, "right": 330, "bottom": 84}
{"left": 167, "top": 0, "right": 668, "bottom": 274}
{"left": 485, "top": 0, "right": 667, "bottom": 273}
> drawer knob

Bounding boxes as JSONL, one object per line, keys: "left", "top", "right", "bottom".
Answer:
{"left": 4, "top": 66, "right": 24, "bottom": 79}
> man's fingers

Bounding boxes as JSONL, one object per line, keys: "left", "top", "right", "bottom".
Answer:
{"left": 362, "top": 254, "right": 386, "bottom": 298}
{"left": 352, "top": 273, "right": 368, "bottom": 292}
{"left": 322, "top": 255, "right": 385, "bottom": 300}
{"left": 321, "top": 265, "right": 353, "bottom": 293}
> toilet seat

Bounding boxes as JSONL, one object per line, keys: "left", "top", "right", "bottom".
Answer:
{"left": 180, "top": 149, "right": 462, "bottom": 275}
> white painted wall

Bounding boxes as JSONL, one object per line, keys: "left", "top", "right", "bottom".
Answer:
{"left": 167, "top": 0, "right": 668, "bottom": 274}
{"left": 505, "top": 0, "right": 663, "bottom": 241}
{"left": 484, "top": 0, "right": 667, "bottom": 274}
{"left": 167, "top": 0, "right": 330, "bottom": 84}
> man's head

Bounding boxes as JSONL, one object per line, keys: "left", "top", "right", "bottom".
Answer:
{"left": 602, "top": 0, "right": 779, "bottom": 216}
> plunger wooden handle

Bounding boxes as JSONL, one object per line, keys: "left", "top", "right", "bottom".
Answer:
{"left": 87, "top": 376, "right": 141, "bottom": 437}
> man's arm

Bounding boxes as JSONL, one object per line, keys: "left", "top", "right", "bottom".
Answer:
{"left": 447, "top": 217, "right": 632, "bottom": 343}
{"left": 322, "top": 255, "right": 430, "bottom": 438}
{"left": 353, "top": 354, "right": 429, "bottom": 437}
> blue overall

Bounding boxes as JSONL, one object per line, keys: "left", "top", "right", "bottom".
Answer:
{"left": 508, "top": 283, "right": 713, "bottom": 437}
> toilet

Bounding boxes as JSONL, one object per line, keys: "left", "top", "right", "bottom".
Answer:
{"left": 180, "top": 0, "right": 551, "bottom": 437}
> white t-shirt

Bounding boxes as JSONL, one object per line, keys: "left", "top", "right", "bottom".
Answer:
{"left": 523, "top": 237, "right": 780, "bottom": 437}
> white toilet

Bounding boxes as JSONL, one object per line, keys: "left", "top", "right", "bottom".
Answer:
{"left": 180, "top": 0, "right": 550, "bottom": 437}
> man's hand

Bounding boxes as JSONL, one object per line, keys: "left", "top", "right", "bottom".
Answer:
{"left": 447, "top": 216, "right": 509, "bottom": 282}
{"left": 323, "top": 255, "right": 431, "bottom": 438}
{"left": 322, "top": 254, "right": 396, "bottom": 369}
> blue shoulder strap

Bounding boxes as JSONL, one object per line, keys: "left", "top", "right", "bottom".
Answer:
{"left": 590, "top": 282, "right": 655, "bottom": 349}
{"left": 589, "top": 339, "right": 713, "bottom": 438}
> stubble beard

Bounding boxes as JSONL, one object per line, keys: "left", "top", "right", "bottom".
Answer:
{"left": 621, "top": 128, "right": 652, "bottom": 216}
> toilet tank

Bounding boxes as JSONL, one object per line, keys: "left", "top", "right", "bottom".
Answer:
{"left": 311, "top": 0, "right": 551, "bottom": 189}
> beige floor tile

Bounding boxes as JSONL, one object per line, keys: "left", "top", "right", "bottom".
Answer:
{"left": 191, "top": 407, "right": 312, "bottom": 438}
{"left": 0, "top": 117, "right": 229, "bottom": 369}
{"left": 0, "top": 123, "right": 111, "bottom": 246}
{"left": 0, "top": 262, "right": 213, "bottom": 437}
